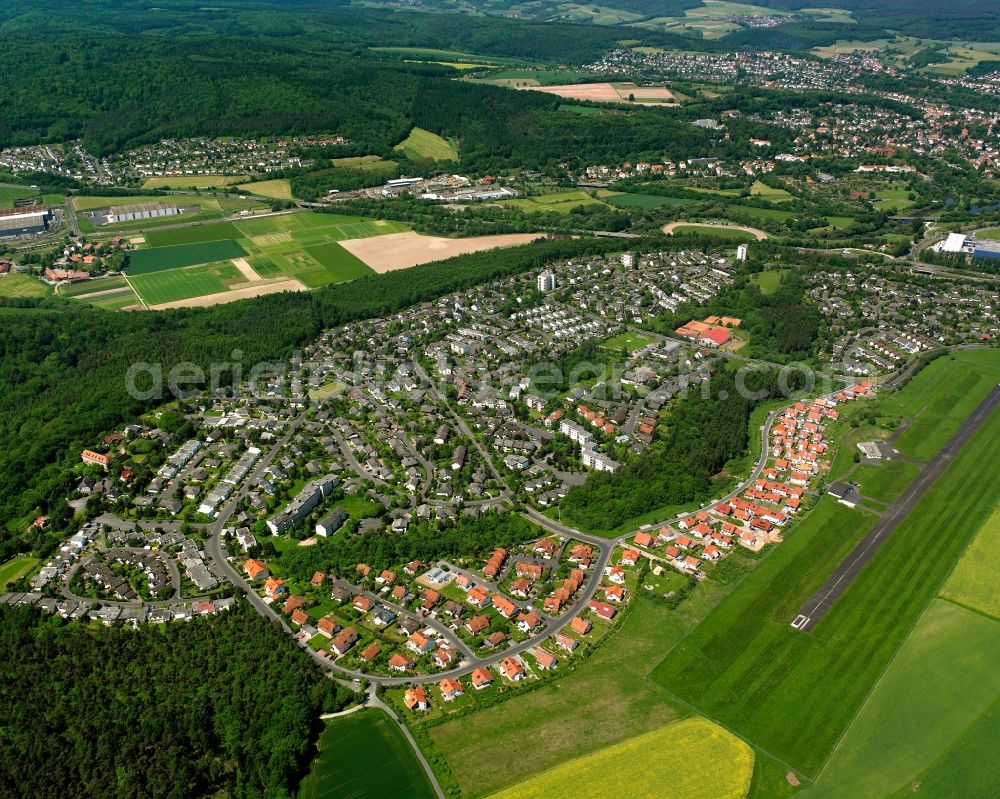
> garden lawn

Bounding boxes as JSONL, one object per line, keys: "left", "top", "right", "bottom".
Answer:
{"left": 297, "top": 709, "right": 435, "bottom": 799}
{"left": 750, "top": 269, "right": 787, "bottom": 295}
{"left": 799, "top": 600, "right": 1000, "bottom": 799}
{"left": 0, "top": 555, "right": 39, "bottom": 588}
{"left": 648, "top": 403, "right": 1000, "bottom": 777}
{"left": 488, "top": 717, "right": 753, "bottom": 799}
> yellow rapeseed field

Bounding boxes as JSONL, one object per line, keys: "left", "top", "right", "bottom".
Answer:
{"left": 488, "top": 717, "right": 754, "bottom": 799}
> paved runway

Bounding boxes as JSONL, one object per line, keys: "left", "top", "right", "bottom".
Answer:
{"left": 791, "top": 381, "right": 1000, "bottom": 633}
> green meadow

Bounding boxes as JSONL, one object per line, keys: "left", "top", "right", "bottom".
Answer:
{"left": 298, "top": 710, "right": 435, "bottom": 799}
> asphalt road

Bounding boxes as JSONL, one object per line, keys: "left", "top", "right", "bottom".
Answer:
{"left": 791, "top": 380, "right": 1000, "bottom": 633}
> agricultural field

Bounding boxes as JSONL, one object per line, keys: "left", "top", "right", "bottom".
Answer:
{"left": 129, "top": 261, "right": 243, "bottom": 305}
{"left": 370, "top": 46, "right": 522, "bottom": 67}
{"left": 489, "top": 718, "right": 753, "bottom": 799}
{"left": 939, "top": 502, "right": 1000, "bottom": 619}
{"left": 813, "top": 38, "right": 897, "bottom": 59}
{"left": 724, "top": 203, "right": 797, "bottom": 222}
{"left": 393, "top": 128, "right": 459, "bottom": 162}
{"left": 142, "top": 175, "right": 249, "bottom": 189}
{"left": 128, "top": 239, "right": 248, "bottom": 274}
{"left": 505, "top": 190, "right": 609, "bottom": 214}
{"left": 481, "top": 68, "right": 604, "bottom": 87}
{"left": 143, "top": 222, "right": 243, "bottom": 247}
{"left": 551, "top": 3, "right": 644, "bottom": 26}
{"left": 800, "top": 600, "right": 1000, "bottom": 799}
{"left": 74, "top": 194, "right": 266, "bottom": 232}
{"left": 236, "top": 179, "right": 293, "bottom": 200}
{"left": 884, "top": 701, "right": 1000, "bottom": 799}
{"left": 599, "top": 190, "right": 693, "bottom": 209}
{"left": 750, "top": 180, "right": 793, "bottom": 202}
{"left": 297, "top": 710, "right": 435, "bottom": 799}
{"left": 648, "top": 397, "right": 1000, "bottom": 778}
{"left": 430, "top": 596, "right": 711, "bottom": 796}
{"left": 61, "top": 275, "right": 142, "bottom": 310}
{"left": 0, "top": 555, "right": 39, "bottom": 588}
{"left": 57, "top": 275, "right": 129, "bottom": 297}
{"left": 523, "top": 82, "right": 676, "bottom": 105}
{"left": 329, "top": 155, "right": 399, "bottom": 175}
{"left": 339, "top": 231, "right": 542, "bottom": 273}
{"left": 103, "top": 212, "right": 410, "bottom": 308}
{"left": 0, "top": 274, "right": 51, "bottom": 298}
{"left": 880, "top": 349, "right": 1000, "bottom": 460}
{"left": 0, "top": 185, "right": 63, "bottom": 208}
{"left": 86, "top": 290, "right": 143, "bottom": 311}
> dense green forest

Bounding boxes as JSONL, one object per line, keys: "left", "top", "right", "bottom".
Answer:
{"left": 561, "top": 366, "right": 810, "bottom": 530}
{"left": 0, "top": 33, "right": 714, "bottom": 171}
{"left": 0, "top": 237, "right": 628, "bottom": 559}
{"left": 0, "top": 0, "right": 705, "bottom": 164}
{"left": 0, "top": 603, "right": 354, "bottom": 799}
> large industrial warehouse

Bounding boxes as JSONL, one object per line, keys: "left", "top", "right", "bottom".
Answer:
{"left": 0, "top": 205, "right": 51, "bottom": 238}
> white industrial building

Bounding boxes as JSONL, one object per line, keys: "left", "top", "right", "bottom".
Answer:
{"left": 105, "top": 202, "right": 179, "bottom": 224}
{"left": 939, "top": 232, "right": 969, "bottom": 253}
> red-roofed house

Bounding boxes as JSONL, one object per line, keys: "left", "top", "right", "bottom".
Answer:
{"left": 439, "top": 678, "right": 464, "bottom": 701}
{"left": 404, "top": 686, "right": 428, "bottom": 711}
{"left": 499, "top": 657, "right": 525, "bottom": 681}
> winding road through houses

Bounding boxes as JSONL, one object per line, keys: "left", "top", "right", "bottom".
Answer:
{"left": 91, "top": 367, "right": 850, "bottom": 686}
{"left": 192, "top": 376, "right": 830, "bottom": 685}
